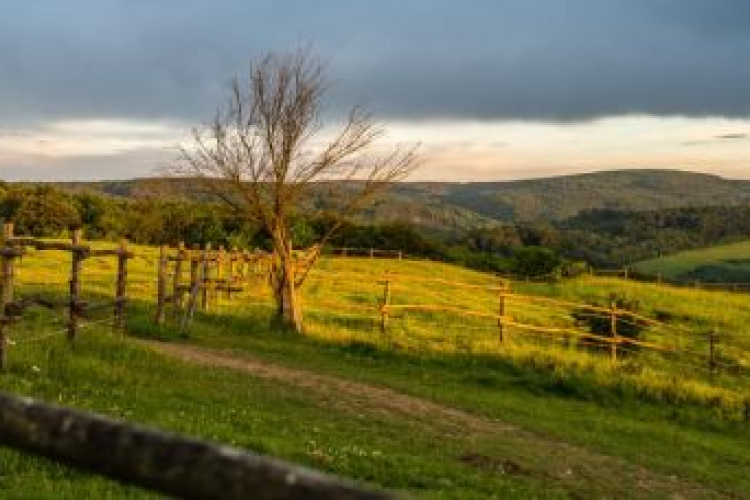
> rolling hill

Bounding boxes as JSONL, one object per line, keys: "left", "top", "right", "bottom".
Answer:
{"left": 52, "top": 169, "right": 750, "bottom": 225}
{"left": 633, "top": 239, "right": 750, "bottom": 283}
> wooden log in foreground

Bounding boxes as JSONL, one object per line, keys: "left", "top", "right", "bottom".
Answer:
{"left": 0, "top": 391, "right": 388, "bottom": 500}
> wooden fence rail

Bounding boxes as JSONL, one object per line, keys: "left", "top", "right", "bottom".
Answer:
{"left": 155, "top": 242, "right": 270, "bottom": 328}
{"left": 0, "top": 224, "right": 133, "bottom": 371}
{"left": 0, "top": 391, "right": 387, "bottom": 500}
{"left": 301, "top": 270, "right": 733, "bottom": 376}
{"left": 329, "top": 247, "right": 403, "bottom": 260}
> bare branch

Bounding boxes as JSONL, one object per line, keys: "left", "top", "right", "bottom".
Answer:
{"left": 167, "top": 49, "right": 419, "bottom": 331}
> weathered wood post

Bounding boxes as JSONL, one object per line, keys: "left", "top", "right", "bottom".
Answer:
{"left": 181, "top": 246, "right": 204, "bottom": 331}
{"left": 623, "top": 267, "right": 629, "bottom": 280}
{"left": 201, "top": 244, "right": 211, "bottom": 311}
{"left": 189, "top": 245, "right": 199, "bottom": 300}
{"left": 114, "top": 238, "right": 129, "bottom": 332}
{"left": 172, "top": 242, "right": 185, "bottom": 317}
{"left": 155, "top": 244, "right": 168, "bottom": 325}
{"left": 217, "top": 245, "right": 226, "bottom": 302}
{"left": 0, "top": 223, "right": 15, "bottom": 368}
{"left": 0, "top": 391, "right": 389, "bottom": 500}
{"left": 380, "top": 272, "right": 391, "bottom": 334}
{"left": 609, "top": 297, "right": 618, "bottom": 363}
{"left": 0, "top": 322, "right": 7, "bottom": 372}
{"left": 68, "top": 229, "right": 83, "bottom": 342}
{"left": 708, "top": 328, "right": 717, "bottom": 377}
{"left": 0, "top": 223, "right": 15, "bottom": 313}
{"left": 498, "top": 282, "right": 510, "bottom": 342}
{"left": 228, "top": 246, "right": 237, "bottom": 300}
{"left": 0, "top": 226, "right": 11, "bottom": 370}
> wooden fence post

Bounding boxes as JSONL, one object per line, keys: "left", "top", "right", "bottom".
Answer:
{"left": 201, "top": 244, "right": 211, "bottom": 311}
{"left": 1, "top": 223, "right": 15, "bottom": 313}
{"left": 189, "top": 245, "right": 198, "bottom": 299}
{"left": 0, "top": 322, "right": 7, "bottom": 372}
{"left": 217, "top": 245, "right": 226, "bottom": 302}
{"left": 228, "top": 247, "right": 237, "bottom": 300}
{"left": 380, "top": 273, "right": 391, "bottom": 334}
{"left": 68, "top": 229, "right": 83, "bottom": 342}
{"left": 181, "top": 247, "right": 204, "bottom": 331}
{"left": 609, "top": 298, "right": 618, "bottom": 363}
{"left": 498, "top": 283, "right": 509, "bottom": 342}
{"left": 0, "top": 223, "right": 15, "bottom": 369}
{"left": 114, "top": 239, "right": 128, "bottom": 332}
{"left": 172, "top": 242, "right": 185, "bottom": 317}
{"left": 708, "top": 328, "right": 717, "bottom": 377}
{"left": 155, "top": 244, "right": 168, "bottom": 325}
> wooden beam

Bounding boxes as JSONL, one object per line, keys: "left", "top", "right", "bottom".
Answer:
{"left": 0, "top": 391, "right": 387, "bottom": 500}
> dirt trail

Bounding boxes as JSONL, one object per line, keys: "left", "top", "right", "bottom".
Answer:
{"left": 146, "top": 341, "right": 732, "bottom": 499}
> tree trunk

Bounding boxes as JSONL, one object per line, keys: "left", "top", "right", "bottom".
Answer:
{"left": 270, "top": 236, "right": 304, "bottom": 333}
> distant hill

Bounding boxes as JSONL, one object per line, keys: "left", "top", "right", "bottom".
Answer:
{"left": 52, "top": 169, "right": 750, "bottom": 225}
{"left": 633, "top": 240, "right": 750, "bottom": 283}
{"left": 428, "top": 169, "right": 750, "bottom": 222}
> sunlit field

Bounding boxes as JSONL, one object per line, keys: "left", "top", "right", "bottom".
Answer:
{"left": 1, "top": 240, "right": 749, "bottom": 498}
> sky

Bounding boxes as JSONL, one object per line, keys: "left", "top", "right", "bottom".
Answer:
{"left": 0, "top": 0, "right": 748, "bottom": 182}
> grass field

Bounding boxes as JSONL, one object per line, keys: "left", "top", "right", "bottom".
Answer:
{"left": 633, "top": 239, "right": 750, "bottom": 283}
{"left": 1, "top": 240, "right": 749, "bottom": 498}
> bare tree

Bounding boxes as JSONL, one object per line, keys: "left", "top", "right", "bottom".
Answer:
{"left": 171, "top": 51, "right": 417, "bottom": 333}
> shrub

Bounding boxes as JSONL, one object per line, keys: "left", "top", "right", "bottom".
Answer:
{"left": 511, "top": 246, "right": 561, "bottom": 278}
{"left": 572, "top": 293, "right": 648, "bottom": 354}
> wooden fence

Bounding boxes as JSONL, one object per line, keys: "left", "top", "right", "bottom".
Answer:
{"left": 328, "top": 247, "right": 403, "bottom": 260}
{"left": 0, "top": 391, "right": 387, "bottom": 499}
{"left": 323, "top": 246, "right": 750, "bottom": 294}
{"left": 148, "top": 243, "right": 744, "bottom": 377}
{"left": 300, "top": 269, "right": 741, "bottom": 378}
{"left": 591, "top": 268, "right": 750, "bottom": 294}
{"left": 0, "top": 224, "right": 133, "bottom": 371}
{"left": 155, "top": 242, "right": 270, "bottom": 329}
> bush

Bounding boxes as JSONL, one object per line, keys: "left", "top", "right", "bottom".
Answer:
{"left": 13, "top": 187, "right": 81, "bottom": 236}
{"left": 572, "top": 293, "right": 648, "bottom": 354}
{"left": 511, "top": 246, "right": 561, "bottom": 278}
{"left": 561, "top": 261, "right": 589, "bottom": 278}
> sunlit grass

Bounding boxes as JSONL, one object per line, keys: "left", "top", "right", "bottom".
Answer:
{"left": 2, "top": 241, "right": 750, "bottom": 497}
{"left": 633, "top": 239, "right": 750, "bottom": 279}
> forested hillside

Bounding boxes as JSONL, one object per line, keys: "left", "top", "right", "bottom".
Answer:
{"left": 6, "top": 169, "right": 750, "bottom": 275}
{"left": 55, "top": 169, "right": 750, "bottom": 223}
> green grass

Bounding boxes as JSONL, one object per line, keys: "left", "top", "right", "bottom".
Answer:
{"left": 633, "top": 239, "right": 750, "bottom": 282}
{"left": 1, "top": 241, "right": 750, "bottom": 498}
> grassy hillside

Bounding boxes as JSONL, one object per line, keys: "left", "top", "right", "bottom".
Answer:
{"left": 633, "top": 240, "right": 750, "bottom": 282}
{"left": 1, "top": 243, "right": 749, "bottom": 497}
{"left": 52, "top": 169, "right": 750, "bottom": 224}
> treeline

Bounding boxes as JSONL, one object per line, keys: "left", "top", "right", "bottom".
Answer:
{"left": 4, "top": 183, "right": 750, "bottom": 276}
{"left": 557, "top": 206, "right": 750, "bottom": 267}
{"left": 0, "top": 184, "right": 567, "bottom": 276}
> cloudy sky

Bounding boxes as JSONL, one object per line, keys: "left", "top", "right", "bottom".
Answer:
{"left": 0, "top": 0, "right": 748, "bottom": 181}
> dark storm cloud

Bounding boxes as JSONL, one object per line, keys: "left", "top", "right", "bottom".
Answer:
{"left": 0, "top": 0, "right": 749, "bottom": 126}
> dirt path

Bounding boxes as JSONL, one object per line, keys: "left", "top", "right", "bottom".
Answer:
{"left": 146, "top": 341, "right": 732, "bottom": 499}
